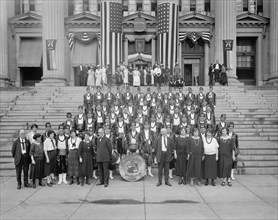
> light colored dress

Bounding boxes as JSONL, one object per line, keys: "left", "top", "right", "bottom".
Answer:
{"left": 95, "top": 69, "right": 102, "bottom": 87}
{"left": 87, "top": 69, "right": 95, "bottom": 86}
{"left": 133, "top": 70, "right": 140, "bottom": 87}
{"left": 151, "top": 69, "right": 155, "bottom": 85}
{"left": 123, "top": 67, "right": 129, "bottom": 84}
{"left": 101, "top": 67, "right": 107, "bottom": 85}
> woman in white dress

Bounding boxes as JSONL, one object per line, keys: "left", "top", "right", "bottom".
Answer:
{"left": 150, "top": 67, "right": 155, "bottom": 85}
{"left": 95, "top": 65, "right": 102, "bottom": 87}
{"left": 133, "top": 66, "right": 140, "bottom": 87}
{"left": 87, "top": 66, "right": 95, "bottom": 89}
{"left": 123, "top": 66, "right": 129, "bottom": 87}
{"left": 101, "top": 66, "right": 107, "bottom": 86}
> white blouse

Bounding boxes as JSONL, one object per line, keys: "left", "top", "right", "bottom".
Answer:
{"left": 203, "top": 137, "right": 219, "bottom": 155}
{"left": 68, "top": 137, "right": 82, "bottom": 150}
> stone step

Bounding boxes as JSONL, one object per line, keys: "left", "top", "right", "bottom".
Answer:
{"left": 237, "top": 160, "right": 278, "bottom": 167}
{"left": 240, "top": 149, "right": 278, "bottom": 155}
{"left": 240, "top": 155, "right": 278, "bottom": 160}
{"left": 236, "top": 167, "right": 278, "bottom": 175}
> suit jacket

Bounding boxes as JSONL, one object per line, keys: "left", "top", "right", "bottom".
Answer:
{"left": 93, "top": 92, "right": 104, "bottom": 104}
{"left": 185, "top": 93, "right": 196, "bottom": 105}
{"left": 11, "top": 138, "right": 31, "bottom": 166}
{"left": 123, "top": 92, "right": 133, "bottom": 104}
{"left": 206, "top": 92, "right": 216, "bottom": 107}
{"left": 96, "top": 136, "right": 112, "bottom": 162}
{"left": 83, "top": 93, "right": 94, "bottom": 107}
{"left": 154, "top": 136, "right": 174, "bottom": 163}
{"left": 74, "top": 114, "right": 86, "bottom": 131}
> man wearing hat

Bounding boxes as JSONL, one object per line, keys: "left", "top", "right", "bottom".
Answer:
{"left": 127, "top": 122, "right": 141, "bottom": 148}
{"left": 55, "top": 124, "right": 68, "bottom": 185}
{"left": 95, "top": 128, "right": 112, "bottom": 187}
{"left": 74, "top": 106, "right": 86, "bottom": 135}
{"left": 63, "top": 112, "right": 74, "bottom": 131}
{"left": 154, "top": 128, "right": 174, "bottom": 186}
{"left": 12, "top": 129, "right": 31, "bottom": 189}
{"left": 196, "top": 87, "right": 205, "bottom": 108}
{"left": 83, "top": 86, "right": 94, "bottom": 114}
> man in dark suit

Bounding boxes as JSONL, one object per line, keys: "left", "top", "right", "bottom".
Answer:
{"left": 11, "top": 129, "right": 31, "bottom": 189}
{"left": 96, "top": 128, "right": 112, "bottom": 187}
{"left": 213, "top": 60, "right": 222, "bottom": 83}
{"left": 154, "top": 128, "right": 174, "bottom": 186}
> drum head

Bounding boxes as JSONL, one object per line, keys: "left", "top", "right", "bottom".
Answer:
{"left": 119, "top": 154, "right": 146, "bottom": 182}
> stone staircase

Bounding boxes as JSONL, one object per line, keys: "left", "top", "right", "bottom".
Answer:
{"left": 0, "top": 86, "right": 277, "bottom": 176}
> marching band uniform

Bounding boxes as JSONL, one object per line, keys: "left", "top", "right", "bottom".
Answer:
{"left": 105, "top": 89, "right": 114, "bottom": 107}
{"left": 206, "top": 88, "right": 216, "bottom": 112}
{"left": 127, "top": 101, "right": 135, "bottom": 118}
{"left": 95, "top": 106, "right": 105, "bottom": 131}
{"left": 185, "top": 89, "right": 196, "bottom": 106}
{"left": 156, "top": 108, "right": 165, "bottom": 133}
{"left": 123, "top": 89, "right": 133, "bottom": 106}
{"left": 172, "top": 110, "right": 181, "bottom": 135}
{"left": 114, "top": 88, "right": 123, "bottom": 106}
{"left": 101, "top": 101, "right": 109, "bottom": 117}
{"left": 140, "top": 126, "right": 155, "bottom": 177}
{"left": 83, "top": 89, "right": 94, "bottom": 114}
{"left": 73, "top": 106, "right": 86, "bottom": 135}
{"left": 215, "top": 114, "right": 228, "bottom": 138}
{"left": 196, "top": 89, "right": 206, "bottom": 108}
{"left": 205, "top": 107, "right": 216, "bottom": 128}
{"left": 63, "top": 113, "right": 74, "bottom": 131}
{"left": 109, "top": 108, "right": 118, "bottom": 130}
{"left": 142, "top": 101, "right": 150, "bottom": 119}
{"left": 127, "top": 125, "right": 141, "bottom": 149}
{"left": 93, "top": 89, "right": 104, "bottom": 106}
{"left": 122, "top": 109, "right": 131, "bottom": 131}
{"left": 188, "top": 109, "right": 197, "bottom": 129}
{"left": 144, "top": 88, "right": 152, "bottom": 106}
{"left": 85, "top": 112, "right": 96, "bottom": 133}
{"left": 55, "top": 125, "right": 69, "bottom": 185}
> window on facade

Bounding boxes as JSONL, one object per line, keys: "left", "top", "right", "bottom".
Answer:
{"left": 137, "top": 3, "right": 143, "bottom": 11}
{"left": 256, "top": 0, "right": 263, "bottom": 14}
{"left": 204, "top": 0, "right": 211, "bottom": 12}
{"left": 243, "top": 0, "right": 249, "bottom": 11}
{"left": 190, "top": 0, "right": 196, "bottom": 12}
{"left": 151, "top": 2, "right": 157, "bottom": 11}
{"left": 29, "top": 0, "right": 35, "bottom": 11}
{"left": 122, "top": 0, "right": 128, "bottom": 12}
{"left": 83, "top": 0, "right": 89, "bottom": 11}
{"left": 68, "top": 0, "right": 75, "bottom": 15}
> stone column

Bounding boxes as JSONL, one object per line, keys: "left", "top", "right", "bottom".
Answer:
{"left": 215, "top": 0, "right": 241, "bottom": 86}
{"left": 74, "top": 0, "right": 83, "bottom": 15}
{"left": 35, "top": 0, "right": 42, "bottom": 15}
{"left": 267, "top": 0, "right": 278, "bottom": 85}
{"left": 196, "top": 0, "right": 204, "bottom": 13}
{"left": 180, "top": 0, "right": 190, "bottom": 15}
{"left": 143, "top": 0, "right": 151, "bottom": 14}
{"left": 0, "top": 0, "right": 10, "bottom": 87}
{"left": 124, "top": 38, "right": 128, "bottom": 65}
{"left": 151, "top": 38, "right": 156, "bottom": 66}
{"left": 89, "top": 0, "right": 98, "bottom": 15}
{"left": 128, "top": 0, "right": 137, "bottom": 14}
{"left": 37, "top": 0, "right": 67, "bottom": 86}
{"left": 204, "top": 42, "right": 209, "bottom": 86}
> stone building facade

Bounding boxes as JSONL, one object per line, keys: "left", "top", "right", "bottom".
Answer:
{"left": 0, "top": 0, "right": 277, "bottom": 86}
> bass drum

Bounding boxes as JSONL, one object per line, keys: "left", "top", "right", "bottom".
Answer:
{"left": 119, "top": 154, "right": 146, "bottom": 182}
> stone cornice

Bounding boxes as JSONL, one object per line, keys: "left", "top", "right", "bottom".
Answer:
{"left": 237, "top": 12, "right": 269, "bottom": 27}
{"left": 65, "top": 11, "right": 100, "bottom": 27}
{"left": 8, "top": 11, "right": 42, "bottom": 27}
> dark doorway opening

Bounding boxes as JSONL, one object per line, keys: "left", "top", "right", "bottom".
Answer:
{"left": 184, "top": 64, "right": 192, "bottom": 86}
{"left": 20, "top": 67, "right": 43, "bottom": 86}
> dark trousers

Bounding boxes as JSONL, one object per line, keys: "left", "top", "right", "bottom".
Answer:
{"left": 16, "top": 154, "right": 29, "bottom": 185}
{"left": 214, "top": 69, "right": 220, "bottom": 82}
{"left": 158, "top": 152, "right": 169, "bottom": 183}
{"left": 98, "top": 162, "right": 109, "bottom": 184}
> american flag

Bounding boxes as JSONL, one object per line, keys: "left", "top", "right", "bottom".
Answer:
{"left": 68, "top": 33, "right": 74, "bottom": 50}
{"left": 157, "top": 2, "right": 179, "bottom": 72}
{"left": 101, "top": 1, "right": 122, "bottom": 72}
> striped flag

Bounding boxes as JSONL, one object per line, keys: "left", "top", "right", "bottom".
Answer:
{"left": 101, "top": 1, "right": 122, "bottom": 73}
{"left": 68, "top": 33, "right": 74, "bottom": 50}
{"left": 157, "top": 2, "right": 179, "bottom": 72}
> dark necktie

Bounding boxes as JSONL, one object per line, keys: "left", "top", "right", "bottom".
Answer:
{"left": 21, "top": 140, "right": 25, "bottom": 151}
{"left": 51, "top": 140, "right": 55, "bottom": 149}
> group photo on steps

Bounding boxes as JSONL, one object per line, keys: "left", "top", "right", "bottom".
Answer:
{"left": 12, "top": 84, "right": 239, "bottom": 190}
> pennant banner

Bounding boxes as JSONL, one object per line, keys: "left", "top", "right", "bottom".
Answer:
{"left": 46, "top": 39, "right": 57, "bottom": 70}
{"left": 179, "top": 32, "right": 211, "bottom": 44}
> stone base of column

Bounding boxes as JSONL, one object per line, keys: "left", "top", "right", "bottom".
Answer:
{"left": 226, "top": 71, "right": 244, "bottom": 87}
{"left": 0, "top": 78, "right": 12, "bottom": 87}
{"left": 36, "top": 77, "right": 68, "bottom": 87}
{"left": 266, "top": 76, "right": 278, "bottom": 86}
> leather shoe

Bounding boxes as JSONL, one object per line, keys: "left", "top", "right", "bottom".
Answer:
{"left": 46, "top": 183, "right": 52, "bottom": 187}
{"left": 205, "top": 179, "right": 209, "bottom": 186}
{"left": 96, "top": 182, "right": 104, "bottom": 186}
{"left": 165, "top": 181, "right": 172, "bottom": 186}
{"left": 211, "top": 179, "right": 216, "bottom": 186}
{"left": 17, "top": 185, "right": 21, "bottom": 190}
{"left": 24, "top": 183, "right": 31, "bottom": 188}
{"left": 183, "top": 179, "right": 187, "bottom": 185}
{"left": 178, "top": 179, "right": 183, "bottom": 185}
{"left": 156, "top": 182, "right": 162, "bottom": 187}
{"left": 104, "top": 183, "right": 108, "bottom": 187}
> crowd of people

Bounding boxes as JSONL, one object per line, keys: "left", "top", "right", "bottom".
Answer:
{"left": 12, "top": 85, "right": 239, "bottom": 190}
{"left": 79, "top": 62, "right": 184, "bottom": 88}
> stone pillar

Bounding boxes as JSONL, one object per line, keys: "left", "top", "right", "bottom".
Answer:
{"left": 37, "top": 0, "right": 67, "bottom": 86}
{"left": 89, "top": 0, "right": 98, "bottom": 15}
{"left": 128, "top": 0, "right": 137, "bottom": 14}
{"left": 0, "top": 0, "right": 11, "bottom": 87}
{"left": 23, "top": 0, "right": 30, "bottom": 13}
{"left": 74, "top": 0, "right": 83, "bottom": 15}
{"left": 215, "top": 0, "right": 242, "bottom": 86}
{"left": 204, "top": 42, "right": 209, "bottom": 86}
{"left": 35, "top": 0, "right": 42, "bottom": 15}
{"left": 151, "top": 38, "right": 156, "bottom": 66}
{"left": 267, "top": 0, "right": 278, "bottom": 85}
{"left": 143, "top": 0, "right": 151, "bottom": 14}
{"left": 124, "top": 38, "right": 128, "bottom": 65}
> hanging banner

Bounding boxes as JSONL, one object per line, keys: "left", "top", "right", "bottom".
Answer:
{"left": 46, "top": 39, "right": 57, "bottom": 70}
{"left": 223, "top": 39, "right": 233, "bottom": 51}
